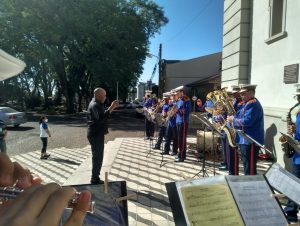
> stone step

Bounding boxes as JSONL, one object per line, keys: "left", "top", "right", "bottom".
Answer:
{"left": 64, "top": 138, "right": 124, "bottom": 185}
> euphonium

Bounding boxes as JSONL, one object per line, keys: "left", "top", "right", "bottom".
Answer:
{"left": 207, "top": 89, "right": 237, "bottom": 147}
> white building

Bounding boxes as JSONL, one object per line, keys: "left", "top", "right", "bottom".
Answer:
{"left": 222, "top": 0, "right": 300, "bottom": 167}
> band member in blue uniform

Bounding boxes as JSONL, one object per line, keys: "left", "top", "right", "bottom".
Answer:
{"left": 174, "top": 86, "right": 192, "bottom": 162}
{"left": 143, "top": 90, "right": 156, "bottom": 139}
{"left": 162, "top": 92, "right": 178, "bottom": 155}
{"left": 228, "top": 84, "right": 264, "bottom": 175}
{"left": 154, "top": 94, "right": 170, "bottom": 150}
{"left": 212, "top": 102, "right": 228, "bottom": 171}
{"left": 283, "top": 86, "right": 300, "bottom": 222}
{"left": 224, "top": 85, "right": 242, "bottom": 175}
{"left": 204, "top": 99, "right": 214, "bottom": 120}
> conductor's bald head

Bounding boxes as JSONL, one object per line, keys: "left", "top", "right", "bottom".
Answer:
{"left": 94, "top": 87, "right": 106, "bottom": 103}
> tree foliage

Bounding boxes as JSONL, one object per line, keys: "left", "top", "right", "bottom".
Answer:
{"left": 0, "top": 0, "right": 168, "bottom": 112}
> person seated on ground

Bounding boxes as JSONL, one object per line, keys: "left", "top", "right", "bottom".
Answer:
{"left": 0, "top": 153, "right": 91, "bottom": 226}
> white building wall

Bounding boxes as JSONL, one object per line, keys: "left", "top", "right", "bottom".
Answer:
{"left": 137, "top": 82, "right": 146, "bottom": 101}
{"left": 222, "top": 0, "right": 251, "bottom": 87}
{"left": 251, "top": 0, "right": 300, "bottom": 166}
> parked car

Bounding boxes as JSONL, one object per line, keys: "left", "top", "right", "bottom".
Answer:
{"left": 135, "top": 105, "right": 144, "bottom": 117}
{"left": 0, "top": 107, "right": 27, "bottom": 127}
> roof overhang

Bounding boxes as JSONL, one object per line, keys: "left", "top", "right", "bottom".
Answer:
{"left": 0, "top": 49, "right": 26, "bottom": 81}
{"left": 186, "top": 74, "right": 220, "bottom": 87}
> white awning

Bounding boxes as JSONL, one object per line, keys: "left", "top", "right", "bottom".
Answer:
{"left": 0, "top": 49, "right": 26, "bottom": 81}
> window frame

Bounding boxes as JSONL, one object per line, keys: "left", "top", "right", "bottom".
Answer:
{"left": 265, "top": 0, "right": 287, "bottom": 44}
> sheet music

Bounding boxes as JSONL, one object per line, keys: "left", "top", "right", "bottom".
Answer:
{"left": 181, "top": 184, "right": 244, "bottom": 226}
{"left": 227, "top": 176, "right": 287, "bottom": 226}
{"left": 265, "top": 163, "right": 300, "bottom": 205}
{"left": 176, "top": 176, "right": 244, "bottom": 226}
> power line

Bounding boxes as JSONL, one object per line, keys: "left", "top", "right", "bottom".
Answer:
{"left": 165, "top": 0, "right": 213, "bottom": 43}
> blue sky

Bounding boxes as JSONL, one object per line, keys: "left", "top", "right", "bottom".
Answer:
{"left": 141, "top": 0, "right": 224, "bottom": 84}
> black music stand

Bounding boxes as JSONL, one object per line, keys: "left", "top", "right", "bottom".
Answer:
{"left": 143, "top": 116, "right": 147, "bottom": 141}
{"left": 192, "top": 114, "right": 222, "bottom": 178}
{"left": 146, "top": 136, "right": 154, "bottom": 157}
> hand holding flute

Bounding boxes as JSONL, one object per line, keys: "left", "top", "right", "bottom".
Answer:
{"left": 0, "top": 153, "right": 91, "bottom": 226}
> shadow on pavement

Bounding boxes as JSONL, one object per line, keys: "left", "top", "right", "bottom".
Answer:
{"left": 48, "top": 157, "right": 80, "bottom": 165}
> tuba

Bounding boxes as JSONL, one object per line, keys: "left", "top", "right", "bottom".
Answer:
{"left": 206, "top": 89, "right": 237, "bottom": 147}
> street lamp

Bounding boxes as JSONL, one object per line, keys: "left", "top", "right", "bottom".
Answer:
{"left": 146, "top": 53, "right": 160, "bottom": 59}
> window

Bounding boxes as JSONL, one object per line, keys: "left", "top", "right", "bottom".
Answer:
{"left": 265, "top": 0, "right": 287, "bottom": 44}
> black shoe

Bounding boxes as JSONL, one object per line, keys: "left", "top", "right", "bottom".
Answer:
{"left": 90, "top": 178, "right": 104, "bottom": 185}
{"left": 40, "top": 153, "right": 50, "bottom": 159}
{"left": 171, "top": 152, "right": 177, "bottom": 156}
{"left": 175, "top": 156, "right": 185, "bottom": 160}
{"left": 153, "top": 145, "right": 160, "bottom": 150}
{"left": 286, "top": 215, "right": 298, "bottom": 223}
{"left": 161, "top": 151, "right": 169, "bottom": 155}
{"left": 175, "top": 158, "right": 184, "bottom": 162}
{"left": 145, "top": 137, "right": 150, "bottom": 140}
{"left": 220, "top": 162, "right": 226, "bottom": 166}
{"left": 219, "top": 166, "right": 228, "bottom": 171}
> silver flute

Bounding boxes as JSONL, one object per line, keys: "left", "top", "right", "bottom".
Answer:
{"left": 0, "top": 186, "right": 95, "bottom": 213}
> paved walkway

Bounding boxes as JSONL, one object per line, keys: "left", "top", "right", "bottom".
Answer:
{"left": 12, "top": 137, "right": 274, "bottom": 226}
{"left": 12, "top": 146, "right": 90, "bottom": 184}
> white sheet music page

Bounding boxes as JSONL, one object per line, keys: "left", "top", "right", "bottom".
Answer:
{"left": 265, "top": 163, "right": 300, "bottom": 205}
{"left": 226, "top": 175, "right": 287, "bottom": 226}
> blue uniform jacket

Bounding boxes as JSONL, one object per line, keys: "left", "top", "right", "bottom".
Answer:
{"left": 204, "top": 100, "right": 214, "bottom": 118}
{"left": 143, "top": 98, "right": 155, "bottom": 108}
{"left": 233, "top": 98, "right": 264, "bottom": 145}
{"left": 176, "top": 98, "right": 191, "bottom": 124}
{"left": 293, "top": 112, "right": 300, "bottom": 165}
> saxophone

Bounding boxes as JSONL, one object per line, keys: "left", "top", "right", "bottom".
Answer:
{"left": 279, "top": 102, "right": 300, "bottom": 157}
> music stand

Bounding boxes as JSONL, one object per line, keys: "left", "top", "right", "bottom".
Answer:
{"left": 191, "top": 114, "right": 222, "bottom": 178}
{"left": 235, "top": 129, "right": 272, "bottom": 155}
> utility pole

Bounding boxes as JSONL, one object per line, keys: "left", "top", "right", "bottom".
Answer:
{"left": 116, "top": 81, "right": 119, "bottom": 100}
{"left": 158, "top": 43, "right": 162, "bottom": 97}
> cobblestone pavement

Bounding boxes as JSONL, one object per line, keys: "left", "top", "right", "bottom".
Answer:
{"left": 11, "top": 137, "right": 274, "bottom": 226}
{"left": 107, "top": 137, "right": 272, "bottom": 226}
{"left": 11, "top": 146, "right": 90, "bottom": 184}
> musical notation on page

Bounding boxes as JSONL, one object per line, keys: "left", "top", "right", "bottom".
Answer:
{"left": 181, "top": 184, "right": 244, "bottom": 226}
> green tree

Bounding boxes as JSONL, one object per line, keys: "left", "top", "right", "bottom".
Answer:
{"left": 0, "top": 0, "right": 168, "bottom": 113}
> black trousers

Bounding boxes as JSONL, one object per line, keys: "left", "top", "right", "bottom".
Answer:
{"left": 164, "top": 125, "right": 178, "bottom": 153}
{"left": 220, "top": 132, "right": 228, "bottom": 165}
{"left": 155, "top": 126, "right": 166, "bottom": 147}
{"left": 284, "top": 163, "right": 300, "bottom": 217}
{"left": 177, "top": 122, "right": 188, "bottom": 160}
{"left": 239, "top": 144, "right": 259, "bottom": 175}
{"left": 88, "top": 133, "right": 105, "bottom": 181}
{"left": 226, "top": 137, "right": 239, "bottom": 175}
{"left": 40, "top": 137, "right": 48, "bottom": 154}
{"left": 145, "top": 119, "right": 154, "bottom": 138}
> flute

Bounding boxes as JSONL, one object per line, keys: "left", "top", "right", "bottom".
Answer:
{"left": 0, "top": 186, "right": 95, "bottom": 213}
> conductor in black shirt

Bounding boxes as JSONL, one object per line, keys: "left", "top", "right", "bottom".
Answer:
{"left": 87, "top": 88, "right": 119, "bottom": 184}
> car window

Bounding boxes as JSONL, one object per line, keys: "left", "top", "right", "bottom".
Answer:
{"left": 0, "top": 107, "right": 17, "bottom": 113}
